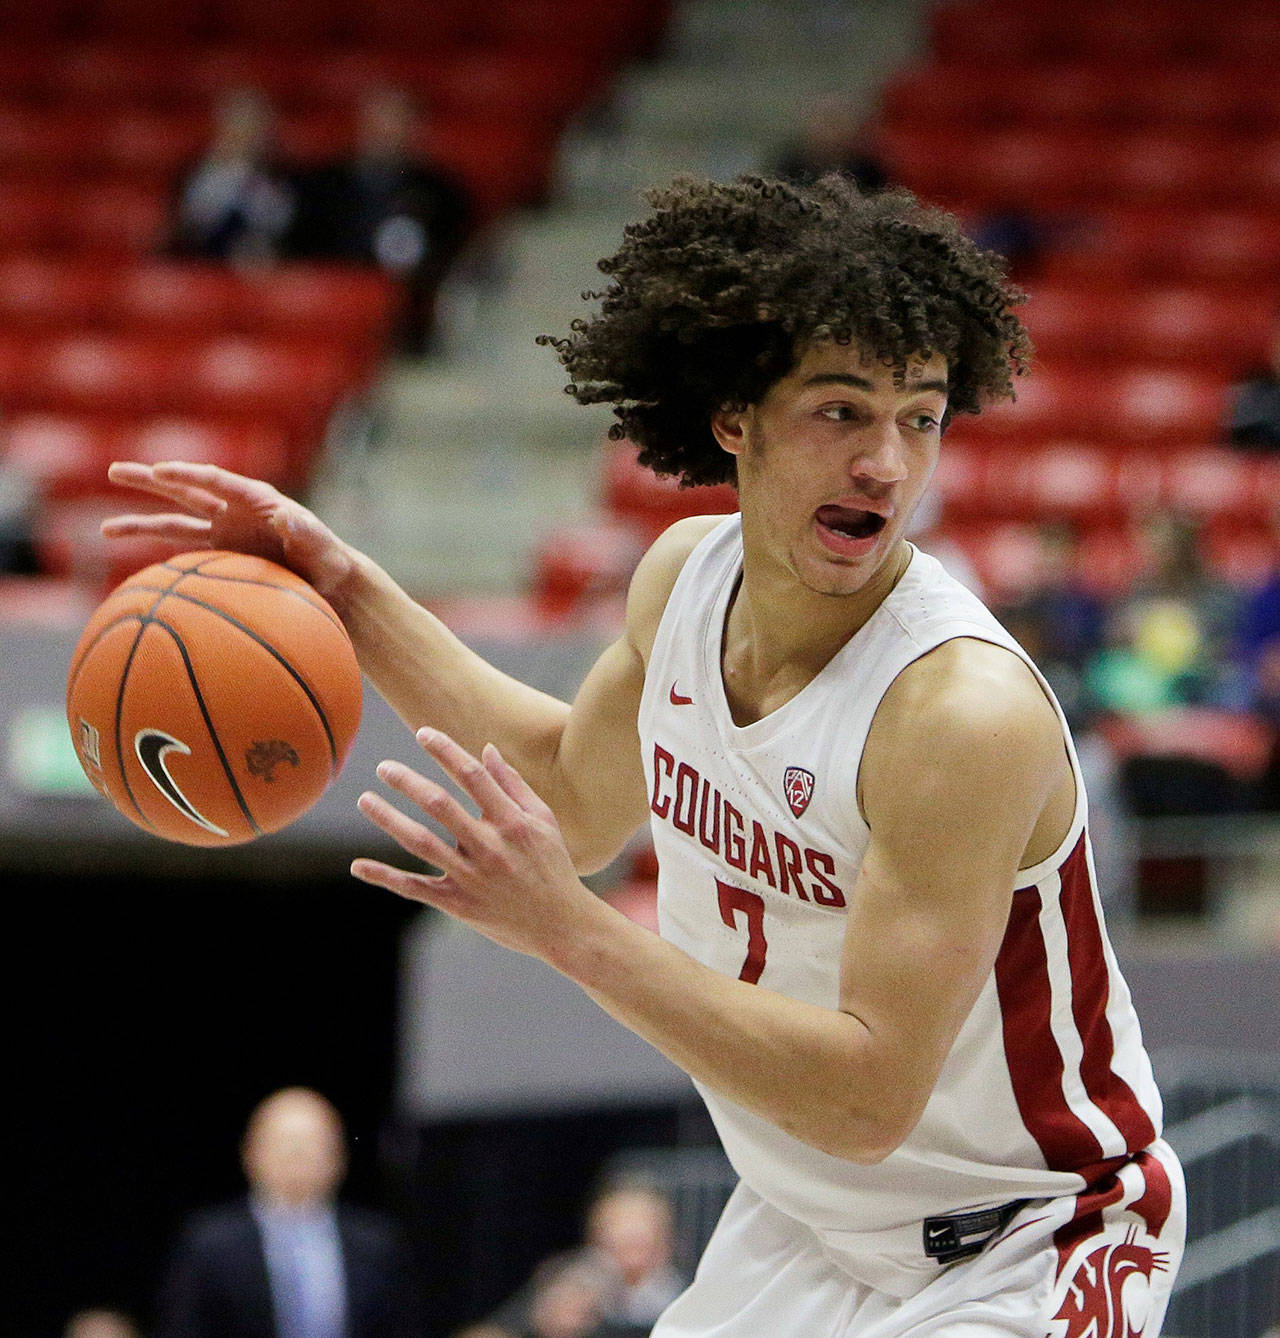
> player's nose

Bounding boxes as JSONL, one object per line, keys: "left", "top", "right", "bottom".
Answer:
{"left": 851, "top": 418, "right": 909, "bottom": 486}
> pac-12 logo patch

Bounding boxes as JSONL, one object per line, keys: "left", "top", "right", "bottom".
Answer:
{"left": 783, "top": 766, "right": 814, "bottom": 818}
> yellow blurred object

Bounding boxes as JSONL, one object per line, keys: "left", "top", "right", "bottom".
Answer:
{"left": 1133, "top": 599, "right": 1201, "bottom": 676}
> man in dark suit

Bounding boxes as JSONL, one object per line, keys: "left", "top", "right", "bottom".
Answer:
{"left": 287, "top": 87, "right": 473, "bottom": 358}
{"left": 155, "top": 1087, "right": 422, "bottom": 1338}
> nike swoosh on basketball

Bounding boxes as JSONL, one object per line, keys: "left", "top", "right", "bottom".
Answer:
{"left": 669, "top": 683, "right": 694, "bottom": 706}
{"left": 135, "top": 729, "right": 229, "bottom": 837}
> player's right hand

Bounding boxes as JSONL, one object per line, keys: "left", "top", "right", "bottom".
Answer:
{"left": 102, "top": 461, "right": 359, "bottom": 604}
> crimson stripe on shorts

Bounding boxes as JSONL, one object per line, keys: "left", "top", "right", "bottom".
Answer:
{"left": 1127, "top": 1148, "right": 1173, "bottom": 1236}
{"left": 1053, "top": 1148, "right": 1173, "bottom": 1274}
{"left": 994, "top": 880, "right": 1104, "bottom": 1171}
{"left": 1059, "top": 834, "right": 1157, "bottom": 1152}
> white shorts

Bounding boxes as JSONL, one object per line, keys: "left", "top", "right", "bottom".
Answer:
{"left": 653, "top": 1141, "right": 1185, "bottom": 1338}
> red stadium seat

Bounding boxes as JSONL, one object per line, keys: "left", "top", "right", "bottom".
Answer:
{"left": 225, "top": 267, "right": 397, "bottom": 346}
{"left": 27, "top": 335, "right": 175, "bottom": 414}
{"left": 0, "top": 415, "right": 116, "bottom": 495}
{"left": 107, "top": 264, "right": 239, "bottom": 333}
{"left": 1202, "top": 521, "right": 1279, "bottom": 588}
{"left": 99, "top": 110, "right": 208, "bottom": 179}
{"left": 1024, "top": 284, "right": 1273, "bottom": 369}
{"left": 60, "top": 180, "right": 169, "bottom": 255}
{"left": 0, "top": 575, "right": 98, "bottom": 627}
{"left": 0, "top": 0, "right": 80, "bottom": 39}
{"left": 959, "top": 364, "right": 1228, "bottom": 445}
{"left": 0, "top": 257, "right": 113, "bottom": 330}
{"left": 1044, "top": 209, "right": 1280, "bottom": 286}
{"left": 348, "top": 0, "right": 476, "bottom": 50}
{"left": 1099, "top": 708, "right": 1276, "bottom": 782}
{"left": 420, "top": 117, "right": 559, "bottom": 219}
{"left": 603, "top": 440, "right": 738, "bottom": 540}
{"left": 210, "top": 0, "right": 346, "bottom": 45}
{"left": 81, "top": 0, "right": 208, "bottom": 40}
{"left": 119, "top": 416, "right": 291, "bottom": 484}
{"left": 530, "top": 521, "right": 645, "bottom": 619}
{"left": 34, "top": 492, "right": 174, "bottom": 588}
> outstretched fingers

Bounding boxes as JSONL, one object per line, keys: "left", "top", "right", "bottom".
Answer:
{"left": 106, "top": 461, "right": 228, "bottom": 518}
{"left": 99, "top": 512, "right": 213, "bottom": 543}
{"left": 362, "top": 758, "right": 486, "bottom": 857}
{"left": 482, "top": 742, "right": 554, "bottom": 822}
{"left": 416, "top": 727, "right": 534, "bottom": 823}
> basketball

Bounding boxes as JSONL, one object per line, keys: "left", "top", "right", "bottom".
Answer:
{"left": 66, "top": 551, "right": 363, "bottom": 846}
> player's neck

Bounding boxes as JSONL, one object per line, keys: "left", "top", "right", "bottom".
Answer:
{"left": 723, "top": 540, "right": 911, "bottom": 717}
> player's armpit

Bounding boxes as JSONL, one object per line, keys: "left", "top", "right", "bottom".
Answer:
{"left": 835, "top": 639, "right": 1071, "bottom": 1155}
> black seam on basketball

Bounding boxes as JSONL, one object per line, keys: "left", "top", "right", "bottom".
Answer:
{"left": 113, "top": 621, "right": 157, "bottom": 832}
{"left": 172, "top": 569, "right": 347, "bottom": 632}
{"left": 153, "top": 591, "right": 340, "bottom": 766}
{"left": 152, "top": 617, "right": 263, "bottom": 837}
{"left": 67, "top": 566, "right": 188, "bottom": 687}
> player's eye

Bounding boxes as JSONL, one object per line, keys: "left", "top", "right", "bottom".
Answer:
{"left": 819, "top": 405, "right": 856, "bottom": 421}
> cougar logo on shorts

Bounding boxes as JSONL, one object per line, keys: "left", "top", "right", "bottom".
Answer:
{"left": 1053, "top": 1228, "right": 1170, "bottom": 1338}
{"left": 135, "top": 729, "right": 229, "bottom": 837}
{"left": 783, "top": 766, "right": 814, "bottom": 818}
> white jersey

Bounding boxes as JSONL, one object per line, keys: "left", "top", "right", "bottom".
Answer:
{"left": 638, "top": 515, "right": 1164, "bottom": 1299}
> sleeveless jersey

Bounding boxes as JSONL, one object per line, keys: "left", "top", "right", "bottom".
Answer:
{"left": 637, "top": 515, "right": 1163, "bottom": 1299}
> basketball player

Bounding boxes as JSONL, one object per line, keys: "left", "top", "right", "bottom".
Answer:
{"left": 106, "top": 175, "right": 1184, "bottom": 1336}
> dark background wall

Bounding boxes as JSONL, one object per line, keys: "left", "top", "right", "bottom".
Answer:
{"left": 9, "top": 860, "right": 415, "bottom": 1338}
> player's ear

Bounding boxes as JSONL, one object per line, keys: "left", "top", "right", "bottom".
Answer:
{"left": 711, "top": 405, "right": 749, "bottom": 458}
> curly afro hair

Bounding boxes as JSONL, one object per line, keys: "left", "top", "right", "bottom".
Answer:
{"left": 538, "top": 173, "right": 1032, "bottom": 488}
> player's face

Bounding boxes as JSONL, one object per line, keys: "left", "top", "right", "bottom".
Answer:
{"left": 713, "top": 340, "right": 948, "bottom": 597}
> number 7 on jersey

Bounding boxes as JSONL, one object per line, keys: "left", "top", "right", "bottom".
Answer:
{"left": 717, "top": 879, "right": 767, "bottom": 984}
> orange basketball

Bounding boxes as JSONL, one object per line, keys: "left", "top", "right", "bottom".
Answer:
{"left": 66, "top": 551, "right": 363, "bottom": 846}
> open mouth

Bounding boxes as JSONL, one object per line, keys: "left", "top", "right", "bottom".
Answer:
{"left": 814, "top": 504, "right": 888, "bottom": 541}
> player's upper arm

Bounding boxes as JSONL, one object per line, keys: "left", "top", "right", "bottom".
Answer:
{"left": 836, "top": 638, "right": 1070, "bottom": 1156}
{"left": 552, "top": 515, "right": 727, "bottom": 873}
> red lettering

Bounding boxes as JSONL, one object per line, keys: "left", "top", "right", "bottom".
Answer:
{"left": 697, "top": 779, "right": 721, "bottom": 852}
{"left": 716, "top": 880, "right": 767, "bottom": 984}
{"left": 673, "top": 763, "right": 699, "bottom": 836}
{"left": 774, "top": 832, "right": 808, "bottom": 900}
{"left": 748, "top": 820, "right": 777, "bottom": 889}
{"left": 723, "top": 801, "right": 746, "bottom": 871}
{"left": 805, "top": 848, "right": 846, "bottom": 908}
{"left": 650, "top": 744, "right": 674, "bottom": 818}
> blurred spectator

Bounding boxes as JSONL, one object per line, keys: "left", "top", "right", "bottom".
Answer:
{"left": 0, "top": 464, "right": 38, "bottom": 575}
{"left": 998, "top": 521, "right": 1107, "bottom": 726}
{"left": 170, "top": 88, "right": 296, "bottom": 266}
{"left": 769, "top": 97, "right": 888, "bottom": 193}
{"left": 63, "top": 1311, "right": 141, "bottom": 1338}
{"left": 483, "top": 1183, "right": 686, "bottom": 1338}
{"left": 971, "top": 204, "right": 1047, "bottom": 282}
{"left": 155, "top": 1086, "right": 422, "bottom": 1338}
{"left": 1240, "top": 566, "right": 1280, "bottom": 810}
{"left": 1084, "top": 513, "right": 1240, "bottom": 714}
{"left": 1225, "top": 309, "right": 1280, "bottom": 451}
{"left": 288, "top": 87, "right": 473, "bottom": 357}
{"left": 523, "top": 1259, "right": 611, "bottom": 1338}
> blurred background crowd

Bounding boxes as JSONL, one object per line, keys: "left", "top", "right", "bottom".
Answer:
{"left": 1, "top": 0, "right": 1279, "bottom": 1335}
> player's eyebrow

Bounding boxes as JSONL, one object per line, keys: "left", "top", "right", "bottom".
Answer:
{"left": 803, "top": 373, "right": 950, "bottom": 395}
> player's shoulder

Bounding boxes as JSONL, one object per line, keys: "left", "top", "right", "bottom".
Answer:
{"left": 875, "top": 636, "right": 1062, "bottom": 763}
{"left": 624, "top": 514, "right": 729, "bottom": 661}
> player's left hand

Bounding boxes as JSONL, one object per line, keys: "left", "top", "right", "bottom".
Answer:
{"left": 352, "top": 727, "right": 602, "bottom": 961}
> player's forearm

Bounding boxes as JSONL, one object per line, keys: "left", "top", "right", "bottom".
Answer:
{"left": 331, "top": 552, "right": 572, "bottom": 806}
{"left": 554, "top": 900, "right": 920, "bottom": 1163}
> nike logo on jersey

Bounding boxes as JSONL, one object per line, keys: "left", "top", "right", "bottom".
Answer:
{"left": 135, "top": 729, "right": 229, "bottom": 837}
{"left": 669, "top": 683, "right": 694, "bottom": 706}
